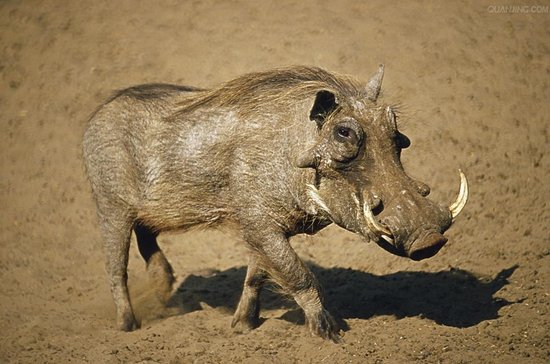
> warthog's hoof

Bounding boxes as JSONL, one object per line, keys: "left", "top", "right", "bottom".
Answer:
{"left": 231, "top": 306, "right": 261, "bottom": 331}
{"left": 118, "top": 312, "right": 140, "bottom": 332}
{"left": 307, "top": 308, "right": 341, "bottom": 343}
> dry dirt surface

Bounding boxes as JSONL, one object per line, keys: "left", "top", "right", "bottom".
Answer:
{"left": 1, "top": 1, "right": 549, "bottom": 363}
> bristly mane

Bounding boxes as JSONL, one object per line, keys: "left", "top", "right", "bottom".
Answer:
{"left": 173, "top": 66, "right": 366, "bottom": 117}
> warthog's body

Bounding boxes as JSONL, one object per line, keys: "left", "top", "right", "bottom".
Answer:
{"left": 83, "top": 66, "right": 467, "bottom": 341}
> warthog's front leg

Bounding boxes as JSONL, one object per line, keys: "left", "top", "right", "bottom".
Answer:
{"left": 246, "top": 231, "right": 341, "bottom": 342}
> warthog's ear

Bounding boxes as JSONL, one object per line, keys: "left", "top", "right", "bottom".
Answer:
{"left": 366, "top": 64, "right": 384, "bottom": 101}
{"left": 309, "top": 90, "right": 337, "bottom": 128}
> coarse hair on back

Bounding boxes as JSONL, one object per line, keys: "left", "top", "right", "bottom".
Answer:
{"left": 173, "top": 66, "right": 367, "bottom": 118}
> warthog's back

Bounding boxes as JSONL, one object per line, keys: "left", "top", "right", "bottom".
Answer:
{"left": 83, "top": 67, "right": 361, "bottom": 232}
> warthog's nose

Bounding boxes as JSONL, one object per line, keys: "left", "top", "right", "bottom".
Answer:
{"left": 407, "top": 231, "right": 448, "bottom": 261}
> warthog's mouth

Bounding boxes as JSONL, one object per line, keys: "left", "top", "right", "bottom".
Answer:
{"left": 363, "top": 170, "right": 469, "bottom": 261}
{"left": 407, "top": 231, "right": 448, "bottom": 261}
{"left": 374, "top": 229, "right": 448, "bottom": 261}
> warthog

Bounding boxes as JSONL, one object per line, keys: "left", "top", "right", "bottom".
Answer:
{"left": 83, "top": 65, "right": 468, "bottom": 341}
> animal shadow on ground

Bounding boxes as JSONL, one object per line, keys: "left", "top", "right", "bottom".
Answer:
{"left": 167, "top": 264, "right": 518, "bottom": 329}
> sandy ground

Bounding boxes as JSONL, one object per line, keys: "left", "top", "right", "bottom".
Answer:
{"left": 1, "top": 0, "right": 549, "bottom": 363}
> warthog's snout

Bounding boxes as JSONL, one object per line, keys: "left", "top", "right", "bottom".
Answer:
{"left": 363, "top": 171, "right": 469, "bottom": 260}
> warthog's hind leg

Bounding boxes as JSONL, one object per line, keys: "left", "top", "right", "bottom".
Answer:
{"left": 134, "top": 222, "right": 175, "bottom": 304}
{"left": 232, "top": 254, "right": 267, "bottom": 330}
{"left": 97, "top": 201, "right": 139, "bottom": 331}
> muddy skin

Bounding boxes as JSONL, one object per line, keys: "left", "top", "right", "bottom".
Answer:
{"left": 83, "top": 66, "right": 467, "bottom": 341}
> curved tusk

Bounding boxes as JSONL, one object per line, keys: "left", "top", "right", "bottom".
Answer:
{"left": 450, "top": 169, "right": 469, "bottom": 220}
{"left": 363, "top": 200, "right": 392, "bottom": 237}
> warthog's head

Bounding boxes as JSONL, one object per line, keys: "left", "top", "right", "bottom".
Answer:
{"left": 298, "top": 65, "right": 468, "bottom": 260}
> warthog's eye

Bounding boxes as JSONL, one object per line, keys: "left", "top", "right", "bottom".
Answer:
{"left": 334, "top": 125, "right": 359, "bottom": 144}
{"left": 329, "top": 120, "right": 364, "bottom": 165}
{"left": 337, "top": 126, "right": 351, "bottom": 138}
